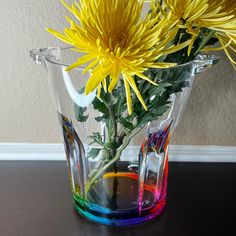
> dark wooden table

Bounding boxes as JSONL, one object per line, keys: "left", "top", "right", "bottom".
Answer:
{"left": 0, "top": 161, "right": 235, "bottom": 236}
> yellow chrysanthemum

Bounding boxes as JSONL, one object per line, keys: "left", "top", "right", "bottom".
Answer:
{"left": 47, "top": 0, "right": 190, "bottom": 114}
{"left": 163, "top": 0, "right": 236, "bottom": 62}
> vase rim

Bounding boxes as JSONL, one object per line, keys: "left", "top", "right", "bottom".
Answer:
{"left": 44, "top": 46, "right": 197, "bottom": 70}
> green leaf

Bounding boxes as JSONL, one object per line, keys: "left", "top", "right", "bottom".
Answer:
{"left": 148, "top": 83, "right": 172, "bottom": 97}
{"left": 137, "top": 105, "right": 170, "bottom": 128}
{"left": 88, "top": 148, "right": 101, "bottom": 159}
{"left": 119, "top": 117, "right": 134, "bottom": 130}
{"left": 113, "top": 85, "right": 126, "bottom": 116}
{"left": 95, "top": 115, "right": 107, "bottom": 122}
{"left": 74, "top": 104, "right": 88, "bottom": 122}
{"left": 89, "top": 132, "right": 103, "bottom": 145}
{"left": 74, "top": 88, "right": 89, "bottom": 122}
{"left": 92, "top": 97, "right": 109, "bottom": 114}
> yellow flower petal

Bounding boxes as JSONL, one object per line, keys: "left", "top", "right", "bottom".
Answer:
{"left": 124, "top": 73, "right": 148, "bottom": 111}
{"left": 108, "top": 68, "right": 120, "bottom": 92}
{"left": 46, "top": 28, "right": 72, "bottom": 44}
{"left": 124, "top": 77, "right": 132, "bottom": 115}
{"left": 66, "top": 55, "right": 96, "bottom": 71}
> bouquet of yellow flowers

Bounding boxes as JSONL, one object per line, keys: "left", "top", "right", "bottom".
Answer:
{"left": 47, "top": 0, "right": 235, "bottom": 113}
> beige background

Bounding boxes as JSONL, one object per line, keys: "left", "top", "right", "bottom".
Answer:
{"left": 0, "top": 0, "right": 236, "bottom": 145}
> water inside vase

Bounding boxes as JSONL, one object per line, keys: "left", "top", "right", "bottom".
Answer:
{"left": 72, "top": 161, "right": 168, "bottom": 226}
{"left": 79, "top": 163, "right": 159, "bottom": 210}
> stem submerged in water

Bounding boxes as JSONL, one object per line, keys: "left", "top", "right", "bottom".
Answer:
{"left": 85, "top": 126, "right": 144, "bottom": 198}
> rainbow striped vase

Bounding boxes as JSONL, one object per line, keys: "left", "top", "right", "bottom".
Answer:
{"left": 31, "top": 47, "right": 218, "bottom": 226}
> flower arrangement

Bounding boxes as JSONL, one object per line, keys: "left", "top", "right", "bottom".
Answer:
{"left": 47, "top": 0, "right": 236, "bottom": 197}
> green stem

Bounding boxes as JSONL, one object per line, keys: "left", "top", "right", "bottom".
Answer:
{"left": 194, "top": 30, "right": 215, "bottom": 56}
{"left": 85, "top": 126, "right": 143, "bottom": 197}
{"left": 99, "top": 97, "right": 117, "bottom": 156}
{"left": 117, "top": 96, "right": 125, "bottom": 119}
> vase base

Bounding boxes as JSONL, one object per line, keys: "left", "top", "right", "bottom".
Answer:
{"left": 74, "top": 199, "right": 165, "bottom": 226}
{"left": 73, "top": 173, "right": 166, "bottom": 226}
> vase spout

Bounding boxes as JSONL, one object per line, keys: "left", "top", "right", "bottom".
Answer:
{"left": 30, "top": 47, "right": 61, "bottom": 67}
{"left": 193, "top": 54, "right": 219, "bottom": 75}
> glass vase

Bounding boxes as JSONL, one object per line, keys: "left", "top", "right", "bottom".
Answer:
{"left": 30, "top": 47, "right": 218, "bottom": 226}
